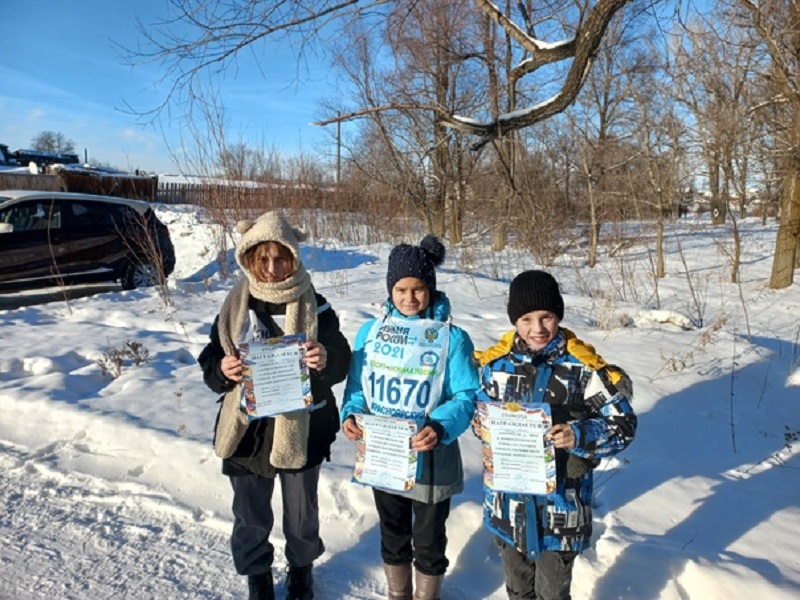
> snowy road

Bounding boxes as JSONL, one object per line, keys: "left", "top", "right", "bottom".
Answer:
{"left": 0, "top": 437, "right": 237, "bottom": 600}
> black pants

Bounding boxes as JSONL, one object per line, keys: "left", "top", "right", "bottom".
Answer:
{"left": 373, "top": 489, "right": 451, "bottom": 576}
{"left": 496, "top": 538, "right": 577, "bottom": 600}
{"left": 229, "top": 467, "right": 324, "bottom": 576}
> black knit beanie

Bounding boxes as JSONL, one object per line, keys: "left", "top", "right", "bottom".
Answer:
{"left": 386, "top": 235, "right": 446, "bottom": 293}
{"left": 506, "top": 270, "right": 565, "bottom": 324}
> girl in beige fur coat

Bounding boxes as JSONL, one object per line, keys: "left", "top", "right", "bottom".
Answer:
{"left": 198, "top": 211, "right": 351, "bottom": 600}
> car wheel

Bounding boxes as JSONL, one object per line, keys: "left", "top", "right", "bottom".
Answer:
{"left": 122, "top": 261, "right": 160, "bottom": 290}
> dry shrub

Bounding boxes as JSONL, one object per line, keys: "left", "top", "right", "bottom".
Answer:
{"left": 96, "top": 340, "right": 151, "bottom": 379}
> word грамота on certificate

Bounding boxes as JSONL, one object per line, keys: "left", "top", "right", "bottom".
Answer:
{"left": 352, "top": 414, "right": 418, "bottom": 492}
{"left": 480, "top": 402, "right": 556, "bottom": 495}
{"left": 239, "top": 333, "right": 312, "bottom": 419}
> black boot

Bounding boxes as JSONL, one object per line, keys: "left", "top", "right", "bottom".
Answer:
{"left": 248, "top": 572, "right": 275, "bottom": 600}
{"left": 285, "top": 563, "right": 314, "bottom": 600}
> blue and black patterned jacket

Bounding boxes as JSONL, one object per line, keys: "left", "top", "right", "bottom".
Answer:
{"left": 476, "top": 328, "right": 636, "bottom": 557}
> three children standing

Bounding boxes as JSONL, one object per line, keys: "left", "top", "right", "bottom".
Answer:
{"left": 199, "top": 218, "right": 636, "bottom": 600}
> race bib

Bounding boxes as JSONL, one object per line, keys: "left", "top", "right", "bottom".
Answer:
{"left": 361, "top": 317, "right": 450, "bottom": 423}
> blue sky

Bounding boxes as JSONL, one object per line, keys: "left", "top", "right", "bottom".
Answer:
{"left": 0, "top": 0, "right": 341, "bottom": 174}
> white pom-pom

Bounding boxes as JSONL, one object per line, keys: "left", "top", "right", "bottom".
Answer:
{"left": 236, "top": 219, "right": 254, "bottom": 234}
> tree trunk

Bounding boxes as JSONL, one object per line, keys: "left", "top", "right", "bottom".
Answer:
{"left": 731, "top": 212, "right": 741, "bottom": 284}
{"left": 420, "top": 206, "right": 434, "bottom": 237}
{"left": 656, "top": 193, "right": 665, "bottom": 279}
{"left": 709, "top": 156, "right": 726, "bottom": 225}
{"left": 589, "top": 218, "right": 600, "bottom": 268}
{"left": 580, "top": 151, "right": 599, "bottom": 268}
{"left": 492, "top": 190, "right": 511, "bottom": 252}
{"left": 769, "top": 110, "right": 800, "bottom": 288}
{"left": 449, "top": 150, "right": 464, "bottom": 244}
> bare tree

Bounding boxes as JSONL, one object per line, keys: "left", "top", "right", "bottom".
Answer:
{"left": 736, "top": 0, "right": 800, "bottom": 288}
{"left": 750, "top": 98, "right": 783, "bottom": 224}
{"left": 566, "top": 14, "right": 645, "bottom": 267}
{"left": 514, "top": 129, "right": 583, "bottom": 265}
{"left": 673, "top": 17, "right": 733, "bottom": 226}
{"left": 628, "top": 55, "right": 687, "bottom": 281}
{"left": 323, "top": 1, "right": 484, "bottom": 237}
{"left": 219, "top": 142, "right": 283, "bottom": 181}
{"left": 31, "top": 131, "right": 76, "bottom": 154}
{"left": 128, "top": 0, "right": 634, "bottom": 152}
{"left": 671, "top": 8, "right": 764, "bottom": 285}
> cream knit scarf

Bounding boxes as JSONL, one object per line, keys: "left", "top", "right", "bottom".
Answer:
{"left": 214, "top": 264, "right": 318, "bottom": 470}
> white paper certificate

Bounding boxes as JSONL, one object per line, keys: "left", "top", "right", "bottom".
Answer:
{"left": 239, "top": 334, "right": 312, "bottom": 419}
{"left": 483, "top": 402, "right": 556, "bottom": 495}
{"left": 352, "top": 414, "right": 418, "bottom": 492}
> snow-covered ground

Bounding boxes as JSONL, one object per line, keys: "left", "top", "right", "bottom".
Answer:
{"left": 1, "top": 206, "right": 798, "bottom": 599}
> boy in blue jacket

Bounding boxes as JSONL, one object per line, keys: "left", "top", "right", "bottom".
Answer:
{"left": 341, "top": 235, "right": 478, "bottom": 600}
{"left": 475, "top": 270, "right": 636, "bottom": 600}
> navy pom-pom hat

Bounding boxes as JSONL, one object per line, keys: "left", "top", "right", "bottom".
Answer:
{"left": 386, "top": 235, "right": 446, "bottom": 293}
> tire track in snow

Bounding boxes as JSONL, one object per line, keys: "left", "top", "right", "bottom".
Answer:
{"left": 0, "top": 439, "right": 393, "bottom": 600}
{"left": 0, "top": 442, "right": 238, "bottom": 599}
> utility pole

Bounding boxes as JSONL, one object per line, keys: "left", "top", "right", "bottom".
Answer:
{"left": 336, "top": 115, "right": 341, "bottom": 185}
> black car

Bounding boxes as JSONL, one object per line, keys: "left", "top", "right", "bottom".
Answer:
{"left": 0, "top": 190, "right": 176, "bottom": 292}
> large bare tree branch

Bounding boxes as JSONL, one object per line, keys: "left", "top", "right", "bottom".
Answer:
{"left": 442, "top": 0, "right": 633, "bottom": 149}
{"left": 473, "top": 0, "right": 578, "bottom": 78}
{"left": 312, "top": 102, "right": 449, "bottom": 126}
{"left": 128, "top": 0, "right": 633, "bottom": 149}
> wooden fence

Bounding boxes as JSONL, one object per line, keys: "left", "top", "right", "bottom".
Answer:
{"left": 157, "top": 181, "right": 342, "bottom": 211}
{"left": 54, "top": 170, "right": 158, "bottom": 201}
{"left": 0, "top": 170, "right": 156, "bottom": 200}
{"left": 1, "top": 173, "right": 343, "bottom": 211}
{"left": 0, "top": 173, "right": 62, "bottom": 192}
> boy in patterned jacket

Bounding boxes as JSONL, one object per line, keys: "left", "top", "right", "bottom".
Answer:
{"left": 474, "top": 270, "right": 636, "bottom": 600}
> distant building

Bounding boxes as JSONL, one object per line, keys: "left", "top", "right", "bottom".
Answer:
{"left": 12, "top": 148, "right": 80, "bottom": 170}
{"left": 0, "top": 143, "right": 13, "bottom": 166}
